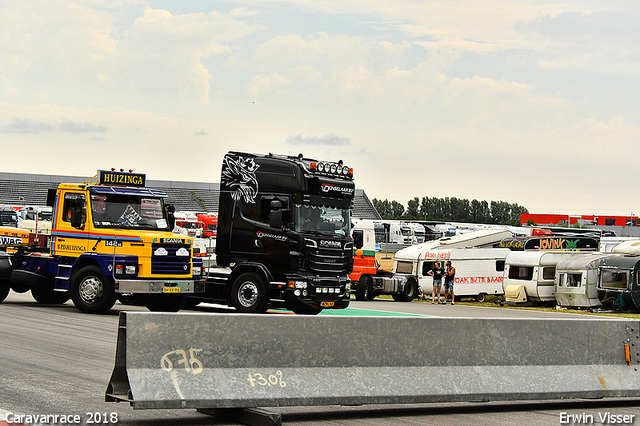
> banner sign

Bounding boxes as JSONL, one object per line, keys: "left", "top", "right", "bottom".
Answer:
{"left": 98, "top": 170, "right": 146, "bottom": 187}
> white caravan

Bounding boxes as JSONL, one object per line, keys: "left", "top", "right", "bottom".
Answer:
{"left": 503, "top": 251, "right": 586, "bottom": 303}
{"left": 418, "top": 247, "right": 511, "bottom": 302}
{"left": 611, "top": 240, "right": 640, "bottom": 254}
{"left": 388, "top": 229, "right": 513, "bottom": 302}
{"left": 601, "top": 237, "right": 640, "bottom": 253}
{"left": 554, "top": 253, "right": 614, "bottom": 308}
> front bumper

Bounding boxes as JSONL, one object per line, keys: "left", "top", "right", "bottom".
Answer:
{"left": 280, "top": 275, "right": 351, "bottom": 309}
{"left": 115, "top": 278, "right": 206, "bottom": 294}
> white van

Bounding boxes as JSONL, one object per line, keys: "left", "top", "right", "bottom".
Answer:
{"left": 418, "top": 247, "right": 511, "bottom": 302}
{"left": 503, "top": 251, "right": 585, "bottom": 303}
{"left": 554, "top": 253, "right": 614, "bottom": 308}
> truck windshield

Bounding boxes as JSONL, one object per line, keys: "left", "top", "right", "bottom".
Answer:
{"left": 91, "top": 194, "right": 170, "bottom": 231}
{"left": 294, "top": 204, "right": 350, "bottom": 236}
{"left": 0, "top": 211, "right": 18, "bottom": 227}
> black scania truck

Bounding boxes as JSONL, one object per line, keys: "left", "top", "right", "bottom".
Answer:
{"left": 191, "top": 151, "right": 355, "bottom": 314}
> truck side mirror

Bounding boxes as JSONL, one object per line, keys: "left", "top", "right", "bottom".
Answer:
{"left": 70, "top": 199, "right": 85, "bottom": 229}
{"left": 166, "top": 204, "right": 176, "bottom": 231}
{"left": 353, "top": 229, "right": 364, "bottom": 249}
{"left": 269, "top": 200, "right": 283, "bottom": 229}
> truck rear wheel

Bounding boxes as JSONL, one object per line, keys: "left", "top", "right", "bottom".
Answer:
{"left": 70, "top": 265, "right": 117, "bottom": 314}
{"left": 11, "top": 283, "right": 30, "bottom": 294}
{"left": 355, "top": 276, "right": 370, "bottom": 301}
{"left": 231, "top": 272, "right": 268, "bottom": 313}
{"left": 398, "top": 278, "right": 418, "bottom": 302}
{"left": 0, "top": 280, "right": 10, "bottom": 303}
{"left": 9, "top": 269, "right": 51, "bottom": 291}
{"left": 31, "top": 288, "right": 70, "bottom": 305}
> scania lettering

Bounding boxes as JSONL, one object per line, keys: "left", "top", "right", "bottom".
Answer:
{"left": 188, "top": 152, "right": 354, "bottom": 314}
{"left": 0, "top": 170, "right": 205, "bottom": 313}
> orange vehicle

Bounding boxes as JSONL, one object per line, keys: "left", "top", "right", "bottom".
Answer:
{"left": 197, "top": 213, "right": 218, "bottom": 238}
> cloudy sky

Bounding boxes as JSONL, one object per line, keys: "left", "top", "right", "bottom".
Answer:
{"left": 1, "top": 0, "right": 639, "bottom": 216}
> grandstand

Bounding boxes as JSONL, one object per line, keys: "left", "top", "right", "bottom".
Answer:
{"left": 0, "top": 172, "right": 381, "bottom": 220}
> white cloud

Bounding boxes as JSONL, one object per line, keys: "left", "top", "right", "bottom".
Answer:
{"left": 1, "top": 0, "right": 640, "bottom": 215}
{"left": 285, "top": 133, "right": 351, "bottom": 146}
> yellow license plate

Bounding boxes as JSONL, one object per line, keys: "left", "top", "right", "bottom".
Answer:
{"left": 163, "top": 287, "right": 181, "bottom": 293}
{"left": 320, "top": 301, "right": 334, "bottom": 307}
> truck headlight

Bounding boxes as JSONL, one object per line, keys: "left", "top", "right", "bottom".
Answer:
{"left": 193, "top": 266, "right": 202, "bottom": 276}
{"left": 288, "top": 281, "right": 307, "bottom": 289}
{"left": 116, "top": 265, "right": 137, "bottom": 275}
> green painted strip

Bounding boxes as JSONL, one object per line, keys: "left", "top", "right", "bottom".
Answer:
{"left": 353, "top": 249, "right": 376, "bottom": 257}
{"left": 319, "top": 308, "right": 427, "bottom": 317}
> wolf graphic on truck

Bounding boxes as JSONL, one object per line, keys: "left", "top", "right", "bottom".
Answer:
{"left": 221, "top": 155, "right": 259, "bottom": 203}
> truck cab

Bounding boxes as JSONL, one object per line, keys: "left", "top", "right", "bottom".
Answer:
{"left": 204, "top": 152, "right": 354, "bottom": 314}
{"left": 4, "top": 170, "right": 205, "bottom": 313}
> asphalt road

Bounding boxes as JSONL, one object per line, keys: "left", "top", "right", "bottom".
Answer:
{"left": 1, "top": 292, "right": 640, "bottom": 426}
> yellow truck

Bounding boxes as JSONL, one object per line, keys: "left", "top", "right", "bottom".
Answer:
{"left": 0, "top": 170, "right": 205, "bottom": 313}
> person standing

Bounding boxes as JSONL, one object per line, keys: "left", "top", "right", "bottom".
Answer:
{"left": 443, "top": 261, "right": 456, "bottom": 305}
{"left": 427, "top": 261, "right": 445, "bottom": 304}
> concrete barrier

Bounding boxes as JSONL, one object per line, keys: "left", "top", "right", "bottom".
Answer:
{"left": 106, "top": 312, "right": 640, "bottom": 412}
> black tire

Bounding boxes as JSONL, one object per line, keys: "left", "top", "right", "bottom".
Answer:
{"left": 365, "top": 279, "right": 375, "bottom": 300}
{"left": 31, "top": 287, "right": 70, "bottom": 305}
{"left": 231, "top": 272, "right": 268, "bottom": 313}
{"left": 9, "top": 269, "right": 51, "bottom": 291}
{"left": 355, "top": 276, "right": 369, "bottom": 301}
{"left": 70, "top": 265, "right": 117, "bottom": 314}
{"left": 0, "top": 280, "right": 10, "bottom": 303}
{"left": 476, "top": 293, "right": 487, "bottom": 303}
{"left": 144, "top": 294, "right": 188, "bottom": 312}
{"left": 11, "top": 283, "right": 30, "bottom": 294}
{"left": 0, "top": 253, "right": 12, "bottom": 278}
{"left": 398, "top": 278, "right": 418, "bottom": 302}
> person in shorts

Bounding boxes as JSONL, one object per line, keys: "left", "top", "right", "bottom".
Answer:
{"left": 427, "top": 261, "right": 445, "bottom": 304}
{"left": 443, "top": 261, "right": 456, "bottom": 305}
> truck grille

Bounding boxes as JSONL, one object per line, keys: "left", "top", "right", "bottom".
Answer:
{"left": 151, "top": 243, "right": 191, "bottom": 275}
{"left": 306, "top": 241, "right": 352, "bottom": 275}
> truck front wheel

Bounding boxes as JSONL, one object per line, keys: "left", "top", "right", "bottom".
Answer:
{"left": 70, "top": 266, "right": 117, "bottom": 314}
{"left": 231, "top": 272, "right": 268, "bottom": 313}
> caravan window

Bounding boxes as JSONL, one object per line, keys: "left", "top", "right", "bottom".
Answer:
{"left": 495, "top": 260, "right": 505, "bottom": 272}
{"left": 542, "top": 267, "right": 555, "bottom": 280}
{"left": 508, "top": 266, "right": 533, "bottom": 281}
{"left": 566, "top": 273, "right": 582, "bottom": 287}
{"left": 396, "top": 261, "right": 413, "bottom": 274}
{"left": 422, "top": 261, "right": 435, "bottom": 276}
{"left": 558, "top": 274, "right": 566, "bottom": 287}
{"left": 600, "top": 269, "right": 629, "bottom": 289}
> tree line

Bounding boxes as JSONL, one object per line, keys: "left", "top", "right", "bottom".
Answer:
{"left": 372, "top": 196, "right": 529, "bottom": 226}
